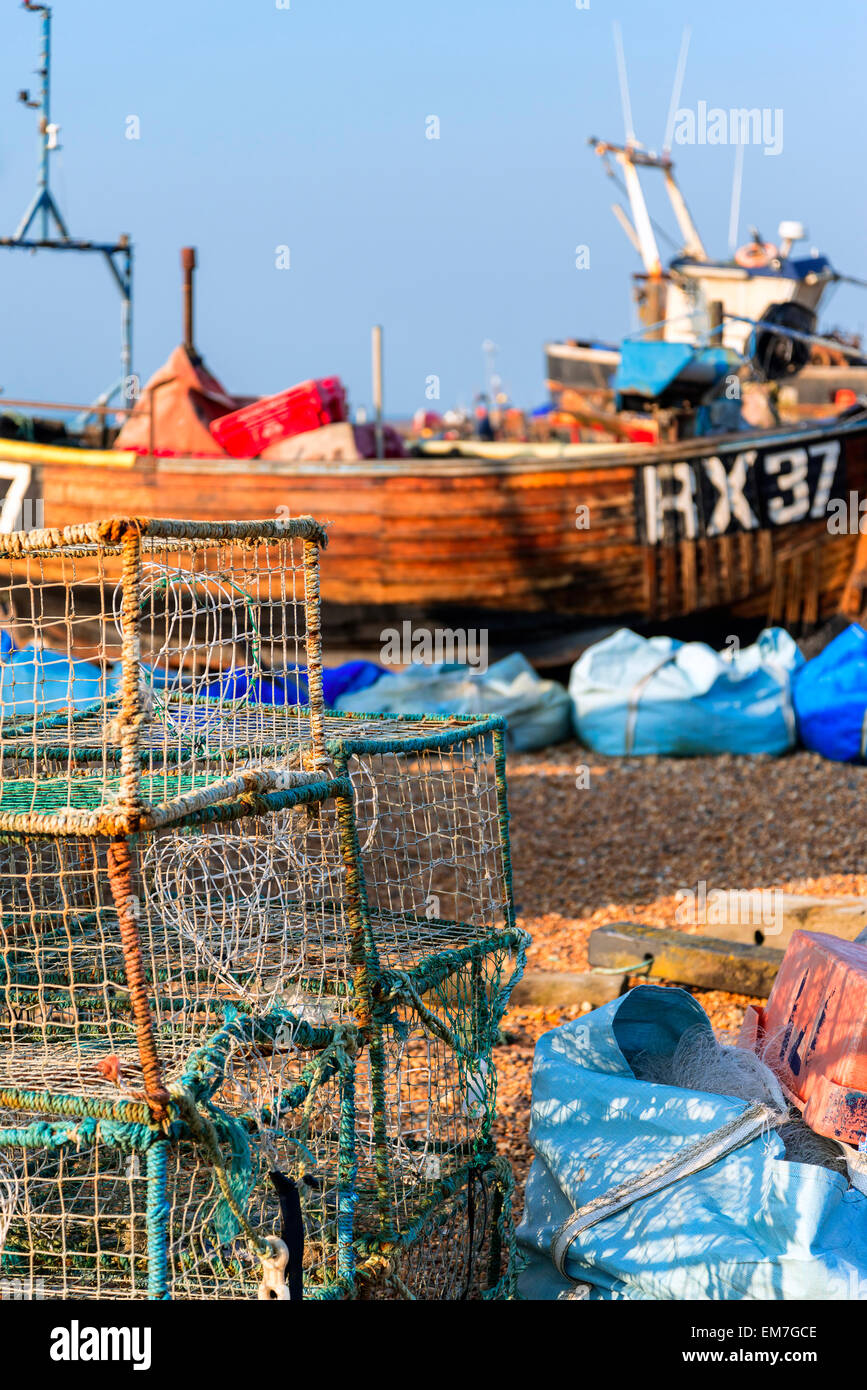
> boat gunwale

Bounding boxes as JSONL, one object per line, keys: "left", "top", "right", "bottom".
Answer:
{"left": 1, "top": 410, "right": 866, "bottom": 480}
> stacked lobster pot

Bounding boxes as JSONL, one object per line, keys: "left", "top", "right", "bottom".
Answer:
{"left": 0, "top": 516, "right": 526, "bottom": 1300}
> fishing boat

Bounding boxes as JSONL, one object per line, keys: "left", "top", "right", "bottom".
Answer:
{"left": 546, "top": 34, "right": 867, "bottom": 425}
{"left": 5, "top": 233, "right": 865, "bottom": 644}
{"left": 3, "top": 14, "right": 867, "bottom": 652}
{"left": 546, "top": 140, "right": 867, "bottom": 426}
{"left": 2, "top": 249, "right": 866, "bottom": 646}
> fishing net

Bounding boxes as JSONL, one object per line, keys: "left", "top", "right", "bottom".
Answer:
{"left": 631, "top": 1024, "right": 847, "bottom": 1172}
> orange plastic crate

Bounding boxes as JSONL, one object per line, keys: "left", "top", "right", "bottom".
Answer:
{"left": 210, "top": 377, "right": 347, "bottom": 457}
{"left": 740, "top": 930, "right": 867, "bottom": 1146}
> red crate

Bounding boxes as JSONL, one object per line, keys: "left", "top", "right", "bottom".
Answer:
{"left": 210, "top": 377, "right": 347, "bottom": 457}
{"left": 739, "top": 929, "right": 867, "bottom": 1145}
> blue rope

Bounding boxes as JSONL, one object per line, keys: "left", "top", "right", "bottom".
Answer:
{"left": 146, "top": 1141, "right": 171, "bottom": 1301}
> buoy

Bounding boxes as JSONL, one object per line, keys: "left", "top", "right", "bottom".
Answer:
{"left": 734, "top": 241, "right": 778, "bottom": 270}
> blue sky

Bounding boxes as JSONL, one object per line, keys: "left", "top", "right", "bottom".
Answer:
{"left": 0, "top": 0, "right": 864, "bottom": 416}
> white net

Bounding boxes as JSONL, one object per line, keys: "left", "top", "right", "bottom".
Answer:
{"left": 0, "top": 1156, "right": 20, "bottom": 1257}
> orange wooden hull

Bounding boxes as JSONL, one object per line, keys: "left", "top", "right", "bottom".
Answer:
{"left": 3, "top": 415, "right": 867, "bottom": 630}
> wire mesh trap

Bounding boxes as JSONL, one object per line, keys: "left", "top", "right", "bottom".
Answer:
{"left": 350, "top": 932, "right": 525, "bottom": 1236}
{"left": 0, "top": 776, "right": 365, "bottom": 1105}
{"left": 0, "top": 987, "right": 522, "bottom": 1300}
{"left": 318, "top": 711, "right": 515, "bottom": 968}
{"left": 0, "top": 516, "right": 526, "bottom": 1300}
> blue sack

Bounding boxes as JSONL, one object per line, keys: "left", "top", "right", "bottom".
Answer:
{"left": 793, "top": 623, "right": 867, "bottom": 762}
{"left": 334, "top": 652, "right": 572, "bottom": 752}
{"left": 322, "top": 659, "right": 387, "bottom": 706}
{"left": 204, "top": 666, "right": 308, "bottom": 706}
{"left": 0, "top": 642, "right": 107, "bottom": 718}
{"left": 202, "top": 659, "right": 386, "bottom": 709}
{"left": 569, "top": 626, "right": 803, "bottom": 757}
{"left": 517, "top": 986, "right": 867, "bottom": 1300}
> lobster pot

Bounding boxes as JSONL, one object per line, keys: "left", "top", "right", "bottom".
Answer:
{"left": 350, "top": 932, "right": 523, "bottom": 1237}
{"left": 0, "top": 777, "right": 358, "bottom": 1103}
{"left": 0, "top": 517, "right": 529, "bottom": 1301}
{"left": 0, "top": 516, "right": 328, "bottom": 830}
{"left": 169, "top": 1029, "right": 358, "bottom": 1302}
{"left": 323, "top": 713, "right": 515, "bottom": 972}
{"left": 355, "top": 1162, "right": 518, "bottom": 1301}
{"left": 0, "top": 1010, "right": 359, "bottom": 1301}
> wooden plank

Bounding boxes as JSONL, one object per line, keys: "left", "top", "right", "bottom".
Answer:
{"left": 785, "top": 553, "right": 804, "bottom": 629}
{"left": 697, "top": 537, "right": 716, "bottom": 609}
{"left": 718, "top": 532, "right": 735, "bottom": 604}
{"left": 510, "top": 970, "right": 626, "bottom": 1008}
{"left": 803, "top": 547, "right": 820, "bottom": 628}
{"left": 697, "top": 894, "right": 867, "bottom": 949}
{"left": 660, "top": 543, "right": 678, "bottom": 618}
{"left": 643, "top": 546, "right": 658, "bottom": 614}
{"left": 588, "top": 921, "right": 783, "bottom": 996}
{"left": 757, "top": 529, "right": 775, "bottom": 589}
{"left": 679, "top": 538, "right": 697, "bottom": 613}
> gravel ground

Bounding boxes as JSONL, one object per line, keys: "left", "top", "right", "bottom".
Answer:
{"left": 492, "top": 743, "right": 867, "bottom": 1194}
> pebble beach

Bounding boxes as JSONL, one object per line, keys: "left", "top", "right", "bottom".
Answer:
{"left": 494, "top": 743, "right": 867, "bottom": 1190}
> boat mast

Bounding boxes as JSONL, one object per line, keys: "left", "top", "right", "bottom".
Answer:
{"left": 593, "top": 27, "right": 707, "bottom": 273}
{"left": 590, "top": 138, "right": 707, "bottom": 270}
{"left": 660, "top": 27, "right": 707, "bottom": 262}
{"left": 0, "top": 1, "right": 134, "bottom": 402}
{"left": 592, "top": 140, "right": 664, "bottom": 277}
{"left": 661, "top": 161, "right": 707, "bottom": 262}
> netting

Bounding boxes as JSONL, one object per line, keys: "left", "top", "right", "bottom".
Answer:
{"left": 0, "top": 1010, "right": 357, "bottom": 1299}
{"left": 0, "top": 518, "right": 328, "bottom": 834}
{"left": 355, "top": 1160, "right": 518, "bottom": 1300}
{"left": 0, "top": 517, "right": 527, "bottom": 1299}
{"left": 327, "top": 715, "right": 513, "bottom": 962}
{"left": 0, "top": 1153, "right": 19, "bottom": 1257}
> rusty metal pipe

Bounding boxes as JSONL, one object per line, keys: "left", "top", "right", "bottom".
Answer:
{"left": 0, "top": 397, "right": 139, "bottom": 416}
{"left": 181, "top": 246, "right": 196, "bottom": 356}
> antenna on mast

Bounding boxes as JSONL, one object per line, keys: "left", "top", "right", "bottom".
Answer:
{"left": 659, "top": 26, "right": 707, "bottom": 261}
{"left": 1, "top": 2, "right": 134, "bottom": 404}
{"left": 13, "top": 1, "right": 68, "bottom": 242}
{"left": 728, "top": 140, "right": 745, "bottom": 256}
{"left": 662, "top": 27, "right": 691, "bottom": 158}
{"left": 612, "top": 22, "right": 637, "bottom": 147}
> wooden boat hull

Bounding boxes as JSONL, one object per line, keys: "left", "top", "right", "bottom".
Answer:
{"left": 2, "top": 413, "right": 866, "bottom": 635}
